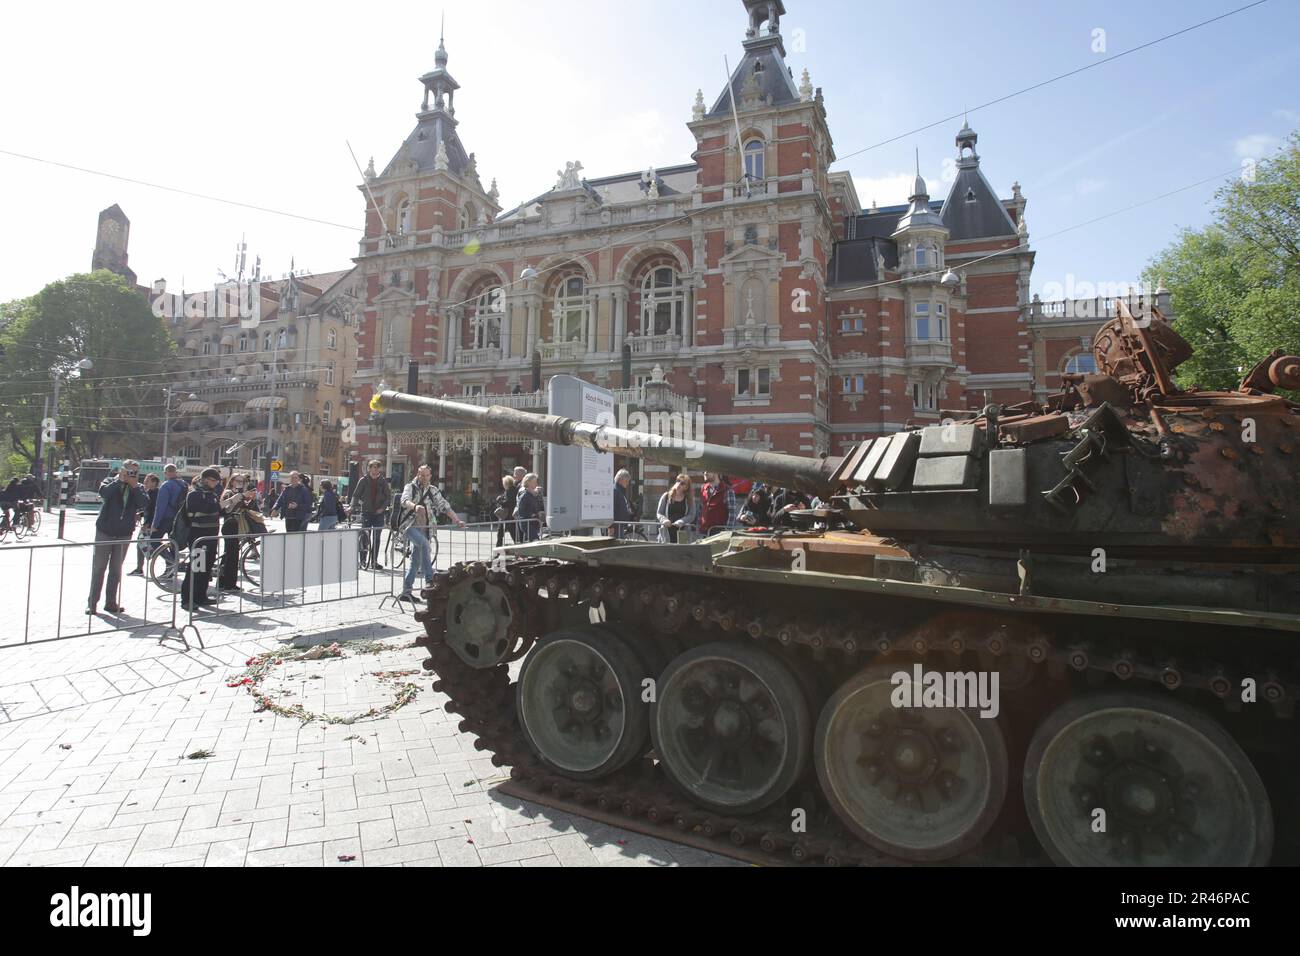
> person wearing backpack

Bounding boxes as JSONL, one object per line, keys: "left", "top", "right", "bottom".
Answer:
{"left": 180, "top": 469, "right": 222, "bottom": 611}
{"left": 152, "top": 463, "right": 188, "bottom": 561}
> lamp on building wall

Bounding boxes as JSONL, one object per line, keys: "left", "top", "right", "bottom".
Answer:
{"left": 941, "top": 269, "right": 960, "bottom": 289}
{"left": 520, "top": 267, "right": 538, "bottom": 281}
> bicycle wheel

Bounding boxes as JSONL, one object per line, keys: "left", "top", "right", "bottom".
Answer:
{"left": 388, "top": 530, "right": 409, "bottom": 569}
{"left": 240, "top": 540, "right": 260, "bottom": 589}
{"left": 25, "top": 508, "right": 40, "bottom": 534}
{"left": 12, "top": 517, "right": 27, "bottom": 540}
{"left": 149, "top": 542, "right": 182, "bottom": 593}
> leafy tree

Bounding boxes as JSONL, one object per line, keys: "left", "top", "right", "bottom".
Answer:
{"left": 0, "top": 270, "right": 175, "bottom": 469}
{"left": 1146, "top": 132, "right": 1300, "bottom": 391}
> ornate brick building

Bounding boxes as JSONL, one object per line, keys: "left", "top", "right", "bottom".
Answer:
{"left": 353, "top": 1, "right": 1061, "bottom": 506}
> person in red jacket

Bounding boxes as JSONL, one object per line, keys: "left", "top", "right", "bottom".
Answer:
{"left": 699, "top": 472, "right": 735, "bottom": 535}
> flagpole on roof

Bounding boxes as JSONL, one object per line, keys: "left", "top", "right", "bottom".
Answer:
{"left": 724, "top": 56, "right": 750, "bottom": 199}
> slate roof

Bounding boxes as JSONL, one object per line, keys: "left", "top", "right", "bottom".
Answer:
{"left": 707, "top": 36, "right": 801, "bottom": 118}
{"left": 846, "top": 201, "right": 942, "bottom": 241}
{"left": 381, "top": 112, "right": 470, "bottom": 179}
{"left": 828, "top": 237, "right": 899, "bottom": 286}
{"left": 941, "top": 162, "right": 1017, "bottom": 240}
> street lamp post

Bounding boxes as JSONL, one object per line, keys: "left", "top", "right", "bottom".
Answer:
{"left": 161, "top": 387, "right": 197, "bottom": 462}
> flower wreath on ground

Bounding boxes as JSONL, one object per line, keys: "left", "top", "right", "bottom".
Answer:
{"left": 225, "top": 639, "right": 423, "bottom": 724}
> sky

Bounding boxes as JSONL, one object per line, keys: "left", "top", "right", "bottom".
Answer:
{"left": 1, "top": 0, "right": 1297, "bottom": 305}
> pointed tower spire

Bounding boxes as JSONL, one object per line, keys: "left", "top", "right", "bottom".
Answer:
{"left": 956, "top": 117, "right": 979, "bottom": 167}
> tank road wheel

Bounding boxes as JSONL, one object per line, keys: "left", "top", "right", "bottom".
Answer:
{"left": 651, "top": 642, "right": 811, "bottom": 816}
{"left": 516, "top": 628, "right": 651, "bottom": 780}
{"left": 814, "top": 665, "right": 1008, "bottom": 862}
{"left": 1024, "top": 693, "right": 1272, "bottom": 867}
{"left": 444, "top": 577, "right": 523, "bottom": 669}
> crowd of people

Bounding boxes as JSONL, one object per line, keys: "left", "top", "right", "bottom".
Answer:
{"left": 609, "top": 470, "right": 820, "bottom": 542}
{"left": 77, "top": 455, "right": 822, "bottom": 616}
{"left": 82, "top": 460, "right": 375, "bottom": 614}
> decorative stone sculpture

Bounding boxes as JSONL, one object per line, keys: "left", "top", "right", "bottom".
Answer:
{"left": 692, "top": 89, "right": 705, "bottom": 121}
{"left": 554, "top": 161, "right": 584, "bottom": 190}
{"left": 488, "top": 178, "right": 500, "bottom": 202}
{"left": 799, "top": 68, "right": 813, "bottom": 102}
{"left": 364, "top": 156, "right": 377, "bottom": 180}
{"left": 434, "top": 140, "right": 449, "bottom": 171}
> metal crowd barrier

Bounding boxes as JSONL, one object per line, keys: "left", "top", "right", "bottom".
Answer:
{"left": 1, "top": 533, "right": 186, "bottom": 648}
{"left": 0, "top": 515, "right": 710, "bottom": 654}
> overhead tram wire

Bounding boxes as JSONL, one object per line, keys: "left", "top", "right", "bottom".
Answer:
{"left": 829, "top": 164, "right": 1244, "bottom": 298}
{"left": 1, "top": 1, "right": 1264, "bottom": 248}
{"left": 0, "top": 148, "right": 358, "bottom": 232}
{"left": 832, "top": 0, "right": 1272, "bottom": 166}
{"left": 3, "top": 4, "right": 1267, "bottom": 324}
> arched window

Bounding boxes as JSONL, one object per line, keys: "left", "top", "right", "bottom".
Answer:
{"left": 277, "top": 328, "right": 287, "bottom": 348}
{"left": 1064, "top": 351, "right": 1098, "bottom": 375}
{"left": 327, "top": 328, "right": 337, "bottom": 350}
{"left": 322, "top": 401, "right": 333, "bottom": 426}
{"left": 263, "top": 331, "right": 272, "bottom": 352}
{"left": 639, "top": 266, "right": 684, "bottom": 337}
{"left": 471, "top": 286, "right": 502, "bottom": 349}
{"left": 325, "top": 361, "right": 336, "bottom": 385}
{"left": 553, "top": 275, "right": 588, "bottom": 343}
{"left": 743, "top": 139, "right": 765, "bottom": 182}
{"left": 397, "top": 199, "right": 412, "bottom": 235}
{"left": 916, "top": 245, "right": 928, "bottom": 267}
{"left": 201, "top": 340, "right": 212, "bottom": 356}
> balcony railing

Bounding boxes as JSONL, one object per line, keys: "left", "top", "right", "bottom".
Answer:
{"left": 723, "top": 323, "right": 779, "bottom": 348}
{"left": 454, "top": 346, "right": 502, "bottom": 368}
{"left": 906, "top": 340, "right": 953, "bottom": 364}
{"left": 731, "top": 179, "right": 771, "bottom": 199}
{"left": 1031, "top": 293, "right": 1158, "bottom": 323}
{"left": 626, "top": 334, "right": 682, "bottom": 355}
{"left": 186, "top": 371, "right": 319, "bottom": 393}
{"left": 537, "top": 341, "right": 587, "bottom": 362}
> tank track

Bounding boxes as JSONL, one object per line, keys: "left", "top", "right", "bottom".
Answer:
{"left": 414, "top": 558, "right": 1298, "bottom": 866}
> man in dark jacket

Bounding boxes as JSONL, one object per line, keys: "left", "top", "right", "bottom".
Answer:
{"left": 152, "top": 464, "right": 187, "bottom": 538}
{"left": 273, "top": 471, "right": 313, "bottom": 533}
{"left": 129, "top": 474, "right": 161, "bottom": 575}
{"left": 350, "top": 460, "right": 391, "bottom": 569}
{"left": 87, "top": 460, "right": 149, "bottom": 615}
{"left": 181, "top": 468, "right": 222, "bottom": 610}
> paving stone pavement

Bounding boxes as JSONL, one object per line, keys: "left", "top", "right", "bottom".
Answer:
{"left": 0, "top": 512, "right": 738, "bottom": 867}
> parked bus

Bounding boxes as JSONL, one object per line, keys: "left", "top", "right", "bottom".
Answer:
{"left": 73, "top": 458, "right": 202, "bottom": 510}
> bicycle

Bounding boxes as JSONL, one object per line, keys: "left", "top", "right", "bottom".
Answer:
{"left": 148, "top": 534, "right": 263, "bottom": 594}
{"left": 15, "top": 501, "right": 39, "bottom": 537}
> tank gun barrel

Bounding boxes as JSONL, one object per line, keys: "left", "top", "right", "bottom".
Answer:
{"left": 375, "top": 390, "right": 841, "bottom": 496}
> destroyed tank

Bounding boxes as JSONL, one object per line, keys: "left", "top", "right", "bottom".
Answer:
{"left": 376, "top": 302, "right": 1300, "bottom": 866}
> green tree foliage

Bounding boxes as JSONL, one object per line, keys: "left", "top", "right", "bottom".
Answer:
{"left": 0, "top": 270, "right": 175, "bottom": 467}
{"left": 1146, "top": 132, "right": 1300, "bottom": 391}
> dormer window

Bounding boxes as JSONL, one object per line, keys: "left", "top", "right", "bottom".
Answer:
{"left": 743, "top": 139, "right": 765, "bottom": 182}
{"left": 965, "top": 189, "right": 977, "bottom": 204}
